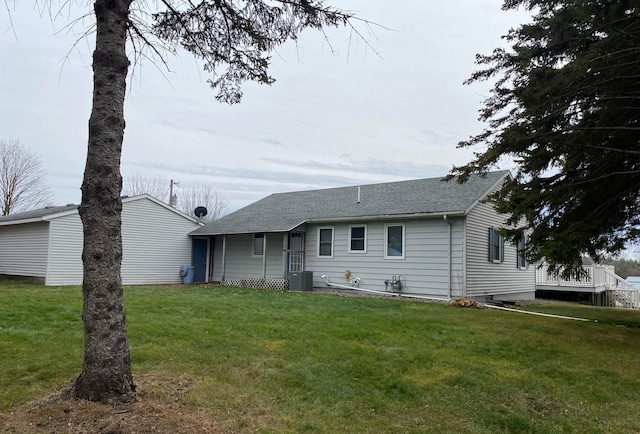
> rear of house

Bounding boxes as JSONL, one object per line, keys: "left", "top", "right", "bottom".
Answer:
{"left": 0, "top": 195, "right": 201, "bottom": 285}
{"left": 190, "top": 171, "right": 535, "bottom": 300}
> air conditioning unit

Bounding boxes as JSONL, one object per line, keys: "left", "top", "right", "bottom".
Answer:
{"left": 290, "top": 271, "right": 313, "bottom": 291}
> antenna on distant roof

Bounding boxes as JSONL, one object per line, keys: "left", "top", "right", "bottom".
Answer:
{"left": 169, "top": 179, "right": 179, "bottom": 207}
{"left": 194, "top": 206, "right": 208, "bottom": 219}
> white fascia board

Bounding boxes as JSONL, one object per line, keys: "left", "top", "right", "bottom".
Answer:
{"left": 307, "top": 212, "right": 465, "bottom": 224}
{"left": 42, "top": 209, "right": 79, "bottom": 221}
{"left": 0, "top": 217, "right": 48, "bottom": 226}
{"left": 122, "top": 194, "right": 203, "bottom": 225}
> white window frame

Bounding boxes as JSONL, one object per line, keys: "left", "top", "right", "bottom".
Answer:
{"left": 516, "top": 235, "right": 527, "bottom": 269}
{"left": 384, "top": 223, "right": 405, "bottom": 260}
{"left": 348, "top": 224, "right": 367, "bottom": 254}
{"left": 317, "top": 226, "right": 334, "bottom": 258}
{"left": 252, "top": 232, "right": 265, "bottom": 257}
{"left": 488, "top": 227, "right": 504, "bottom": 263}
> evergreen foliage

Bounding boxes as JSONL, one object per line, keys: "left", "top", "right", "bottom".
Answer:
{"left": 450, "top": 1, "right": 640, "bottom": 277}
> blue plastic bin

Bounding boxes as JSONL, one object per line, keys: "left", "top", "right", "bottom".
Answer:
{"left": 180, "top": 265, "right": 195, "bottom": 284}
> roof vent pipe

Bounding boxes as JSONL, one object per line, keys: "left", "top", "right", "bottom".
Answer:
{"left": 357, "top": 186, "right": 361, "bottom": 203}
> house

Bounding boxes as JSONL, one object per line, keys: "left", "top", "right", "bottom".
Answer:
{"left": 189, "top": 171, "right": 536, "bottom": 301}
{"left": 0, "top": 195, "right": 202, "bottom": 286}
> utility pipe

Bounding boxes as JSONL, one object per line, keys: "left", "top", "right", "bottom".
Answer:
{"left": 400, "top": 293, "right": 450, "bottom": 302}
{"left": 322, "top": 277, "right": 399, "bottom": 296}
{"left": 484, "top": 303, "right": 595, "bottom": 322}
{"left": 322, "top": 276, "right": 594, "bottom": 321}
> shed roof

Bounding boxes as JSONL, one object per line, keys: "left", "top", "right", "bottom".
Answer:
{"left": 0, "top": 194, "right": 201, "bottom": 226}
{"left": 190, "top": 171, "right": 510, "bottom": 236}
{"left": 0, "top": 204, "right": 78, "bottom": 225}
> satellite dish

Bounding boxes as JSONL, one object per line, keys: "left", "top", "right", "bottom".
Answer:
{"left": 194, "top": 206, "right": 208, "bottom": 218}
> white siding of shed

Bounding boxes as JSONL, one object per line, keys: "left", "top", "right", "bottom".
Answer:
{"left": 46, "top": 213, "right": 84, "bottom": 285}
{"left": 464, "top": 200, "right": 535, "bottom": 299}
{"left": 305, "top": 218, "right": 465, "bottom": 298}
{"left": 0, "top": 221, "right": 49, "bottom": 279}
{"left": 120, "top": 197, "right": 199, "bottom": 284}
{"left": 45, "top": 196, "right": 199, "bottom": 285}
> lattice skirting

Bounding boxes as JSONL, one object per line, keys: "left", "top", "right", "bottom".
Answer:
{"left": 223, "top": 278, "right": 289, "bottom": 291}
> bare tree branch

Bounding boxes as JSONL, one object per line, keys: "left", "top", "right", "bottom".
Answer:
{"left": 0, "top": 139, "right": 54, "bottom": 215}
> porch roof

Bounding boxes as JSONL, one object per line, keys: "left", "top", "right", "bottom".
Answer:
{"left": 190, "top": 171, "right": 509, "bottom": 236}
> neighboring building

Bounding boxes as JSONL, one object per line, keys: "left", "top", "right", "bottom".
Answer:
{"left": 626, "top": 276, "right": 640, "bottom": 289}
{"left": 189, "top": 171, "right": 536, "bottom": 301}
{"left": 0, "top": 195, "right": 202, "bottom": 285}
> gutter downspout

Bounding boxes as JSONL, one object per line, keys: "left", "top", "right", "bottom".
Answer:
{"left": 444, "top": 214, "right": 452, "bottom": 298}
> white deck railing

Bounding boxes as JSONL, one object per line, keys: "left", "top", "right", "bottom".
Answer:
{"left": 536, "top": 264, "right": 616, "bottom": 289}
{"left": 536, "top": 264, "right": 639, "bottom": 309}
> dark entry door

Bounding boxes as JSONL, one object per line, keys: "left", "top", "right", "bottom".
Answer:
{"left": 192, "top": 238, "right": 208, "bottom": 282}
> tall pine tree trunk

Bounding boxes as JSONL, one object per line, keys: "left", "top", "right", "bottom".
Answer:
{"left": 73, "top": 0, "right": 135, "bottom": 403}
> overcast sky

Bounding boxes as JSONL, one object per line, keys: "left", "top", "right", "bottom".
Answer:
{"left": 0, "top": 1, "right": 532, "bottom": 215}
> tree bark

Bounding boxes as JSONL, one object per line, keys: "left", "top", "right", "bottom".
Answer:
{"left": 73, "top": 0, "right": 135, "bottom": 403}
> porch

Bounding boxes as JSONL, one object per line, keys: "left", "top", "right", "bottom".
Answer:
{"left": 536, "top": 264, "right": 640, "bottom": 309}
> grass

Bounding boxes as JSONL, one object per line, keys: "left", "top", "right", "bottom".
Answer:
{"left": 1, "top": 281, "right": 640, "bottom": 433}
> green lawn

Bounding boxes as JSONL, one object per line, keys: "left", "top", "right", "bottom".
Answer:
{"left": 1, "top": 281, "right": 639, "bottom": 433}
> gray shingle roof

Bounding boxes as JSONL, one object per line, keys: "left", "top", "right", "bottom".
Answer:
{"left": 0, "top": 204, "right": 78, "bottom": 223}
{"left": 190, "top": 171, "right": 509, "bottom": 236}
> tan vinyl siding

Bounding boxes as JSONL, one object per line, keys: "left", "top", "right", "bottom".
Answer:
{"left": 0, "top": 221, "right": 49, "bottom": 278}
{"left": 46, "top": 214, "right": 84, "bottom": 285}
{"left": 120, "top": 198, "right": 199, "bottom": 284}
{"left": 306, "top": 218, "right": 464, "bottom": 297}
{"left": 465, "top": 200, "right": 535, "bottom": 298}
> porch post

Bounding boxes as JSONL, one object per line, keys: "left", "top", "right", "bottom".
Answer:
{"left": 221, "top": 235, "right": 227, "bottom": 282}
{"left": 262, "top": 233, "right": 267, "bottom": 278}
{"left": 282, "top": 233, "right": 288, "bottom": 278}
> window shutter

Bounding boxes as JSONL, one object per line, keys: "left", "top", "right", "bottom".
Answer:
{"left": 488, "top": 227, "right": 493, "bottom": 261}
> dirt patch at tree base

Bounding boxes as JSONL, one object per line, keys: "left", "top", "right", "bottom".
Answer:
{"left": 0, "top": 375, "right": 239, "bottom": 434}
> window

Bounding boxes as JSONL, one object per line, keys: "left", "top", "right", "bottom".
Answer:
{"left": 317, "top": 227, "right": 334, "bottom": 257}
{"left": 385, "top": 223, "right": 405, "bottom": 259}
{"left": 253, "top": 233, "right": 264, "bottom": 256}
{"left": 349, "top": 225, "right": 367, "bottom": 253}
{"left": 516, "top": 235, "right": 527, "bottom": 269}
{"left": 488, "top": 227, "right": 504, "bottom": 263}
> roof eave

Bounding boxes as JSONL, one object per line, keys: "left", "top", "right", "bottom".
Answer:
{"left": 189, "top": 220, "right": 308, "bottom": 237}
{"left": 307, "top": 211, "right": 466, "bottom": 224}
{"left": 0, "top": 217, "right": 48, "bottom": 226}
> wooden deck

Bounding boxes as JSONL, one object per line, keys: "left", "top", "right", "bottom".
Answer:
{"left": 536, "top": 264, "right": 639, "bottom": 309}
